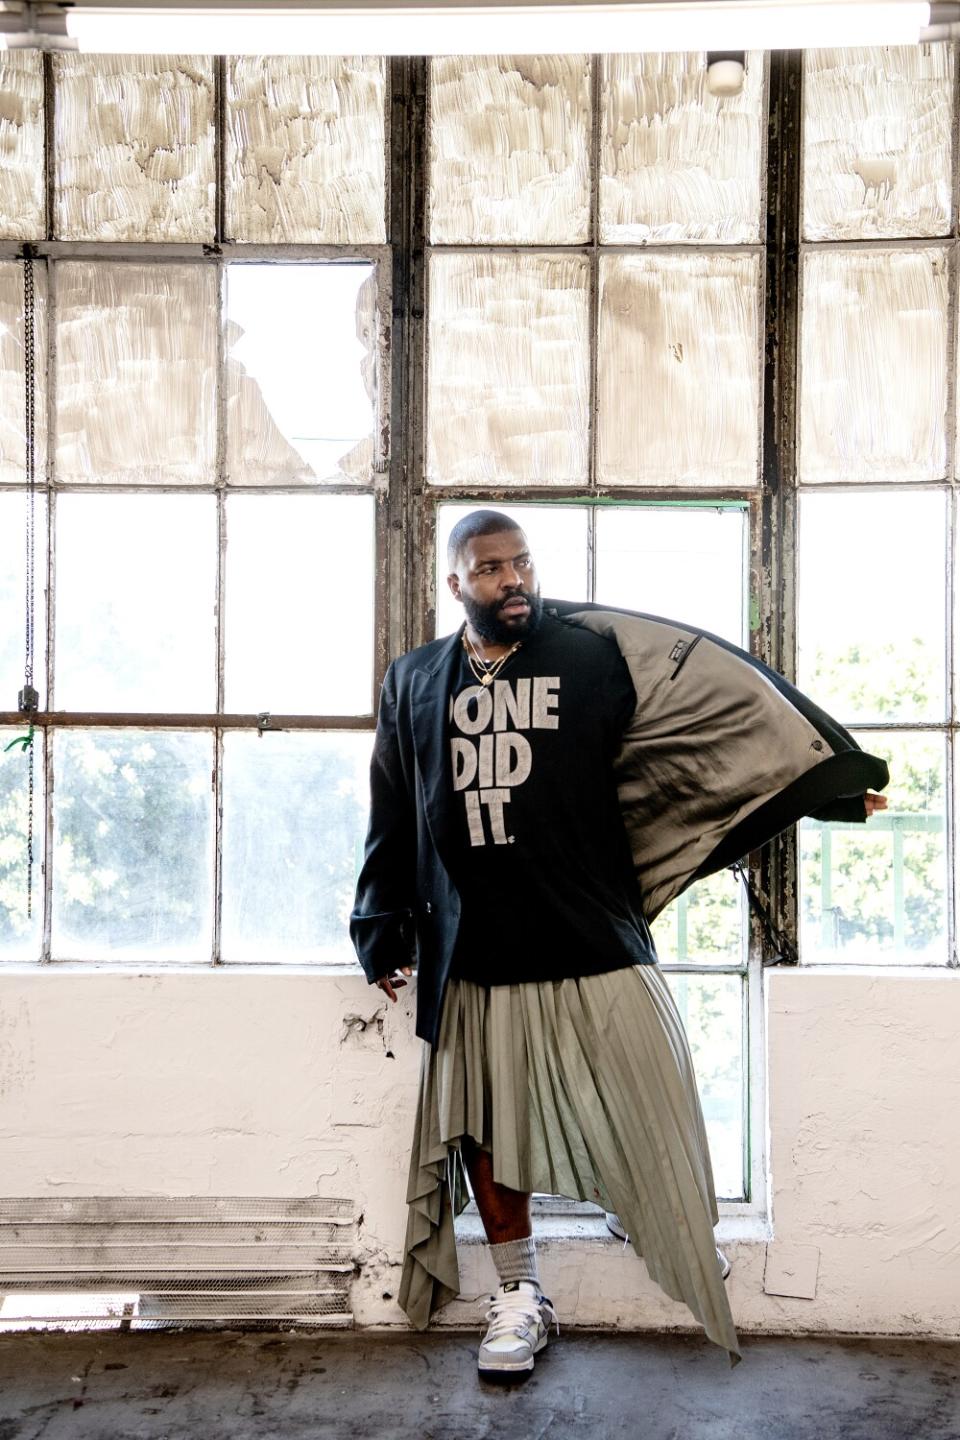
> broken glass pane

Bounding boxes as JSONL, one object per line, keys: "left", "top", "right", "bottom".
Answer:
{"left": 799, "top": 248, "right": 947, "bottom": 483}
{"left": 430, "top": 55, "right": 590, "bottom": 243}
{"left": 600, "top": 52, "right": 765, "bottom": 244}
{"left": 226, "top": 56, "right": 386, "bottom": 244}
{"left": 53, "top": 54, "right": 215, "bottom": 242}
{"left": 226, "top": 262, "right": 378, "bottom": 485}
{"left": 0, "top": 260, "right": 47, "bottom": 485}
{"left": 802, "top": 46, "right": 953, "bottom": 241}
{"left": 427, "top": 252, "right": 589, "bottom": 486}
{"left": 55, "top": 262, "right": 217, "bottom": 484}
{"left": 0, "top": 52, "right": 44, "bottom": 241}
{"left": 597, "top": 252, "right": 761, "bottom": 486}
{"left": 220, "top": 731, "right": 373, "bottom": 963}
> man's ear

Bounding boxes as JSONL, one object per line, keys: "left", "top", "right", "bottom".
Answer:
{"left": 447, "top": 572, "right": 462, "bottom": 602}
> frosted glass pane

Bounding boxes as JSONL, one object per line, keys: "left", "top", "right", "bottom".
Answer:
{"left": 0, "top": 261, "right": 47, "bottom": 485}
{"left": 225, "top": 494, "right": 374, "bottom": 715}
{"left": 53, "top": 55, "right": 214, "bottom": 242}
{"left": 654, "top": 872, "right": 744, "bottom": 967}
{"left": 597, "top": 253, "right": 761, "bottom": 487}
{"left": 600, "top": 52, "right": 764, "bottom": 244}
{"left": 798, "top": 491, "right": 945, "bottom": 725}
{"left": 802, "top": 47, "right": 953, "bottom": 242}
{"left": 0, "top": 491, "right": 46, "bottom": 710}
{"left": 0, "top": 53, "right": 44, "bottom": 241}
{"left": 226, "top": 55, "right": 385, "bottom": 244}
{"left": 55, "top": 262, "right": 217, "bottom": 485}
{"left": 427, "top": 253, "right": 589, "bottom": 486}
{"left": 800, "top": 732, "right": 947, "bottom": 966}
{"left": 435, "top": 502, "right": 588, "bottom": 637}
{"left": 595, "top": 506, "right": 747, "bottom": 644}
{"left": 226, "top": 263, "right": 378, "bottom": 485}
{"left": 52, "top": 730, "right": 214, "bottom": 961}
{"left": 430, "top": 55, "right": 590, "bottom": 243}
{"left": 799, "top": 249, "right": 947, "bottom": 483}
{"left": 221, "top": 731, "right": 372, "bottom": 963}
{"left": 666, "top": 972, "right": 744, "bottom": 1199}
{"left": 0, "top": 726, "right": 44, "bottom": 962}
{"left": 56, "top": 495, "right": 217, "bottom": 712}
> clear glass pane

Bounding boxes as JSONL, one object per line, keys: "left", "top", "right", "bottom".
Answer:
{"left": 225, "top": 494, "right": 374, "bottom": 715}
{"left": 600, "top": 52, "right": 765, "bottom": 244}
{"left": 0, "top": 53, "right": 44, "bottom": 241}
{"left": 0, "top": 726, "right": 44, "bottom": 961}
{"left": 427, "top": 253, "right": 589, "bottom": 486}
{"left": 595, "top": 505, "right": 747, "bottom": 644}
{"left": 802, "top": 47, "right": 953, "bottom": 242}
{"left": 55, "top": 261, "right": 217, "bottom": 485}
{"left": 226, "top": 262, "right": 378, "bottom": 485}
{"left": 0, "top": 490, "right": 46, "bottom": 710}
{"left": 799, "top": 248, "right": 948, "bottom": 483}
{"left": 221, "top": 731, "right": 372, "bottom": 963}
{"left": 598, "top": 253, "right": 761, "bottom": 487}
{"left": 0, "top": 260, "right": 47, "bottom": 485}
{"left": 52, "top": 729, "right": 214, "bottom": 961}
{"left": 800, "top": 731, "right": 947, "bottom": 965}
{"left": 435, "top": 502, "right": 588, "bottom": 637}
{"left": 798, "top": 490, "right": 945, "bottom": 724}
{"left": 226, "top": 56, "right": 386, "bottom": 243}
{"left": 53, "top": 55, "right": 215, "bottom": 242}
{"left": 665, "top": 971, "right": 744, "bottom": 1199}
{"left": 653, "top": 870, "right": 744, "bottom": 967}
{"left": 55, "top": 495, "right": 217, "bottom": 712}
{"left": 429, "top": 55, "right": 590, "bottom": 244}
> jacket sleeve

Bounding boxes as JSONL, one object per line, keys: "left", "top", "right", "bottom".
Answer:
{"left": 809, "top": 795, "right": 868, "bottom": 823}
{"left": 349, "top": 662, "right": 417, "bottom": 984}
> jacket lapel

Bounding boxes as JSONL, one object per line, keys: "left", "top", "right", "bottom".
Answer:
{"left": 411, "top": 628, "right": 463, "bottom": 861}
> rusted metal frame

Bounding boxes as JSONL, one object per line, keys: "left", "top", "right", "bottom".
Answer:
{"left": 214, "top": 56, "right": 226, "bottom": 246}
{"left": 42, "top": 52, "right": 54, "bottom": 241}
{"left": 414, "top": 483, "right": 759, "bottom": 503}
{"left": 212, "top": 247, "right": 228, "bottom": 965}
{"left": 0, "top": 241, "right": 393, "bottom": 263}
{"left": 426, "top": 242, "right": 766, "bottom": 258}
{"left": 587, "top": 53, "right": 601, "bottom": 506}
{"left": 0, "top": 480, "right": 382, "bottom": 497}
{"left": 38, "top": 249, "right": 58, "bottom": 964}
{"left": 944, "top": 235, "right": 957, "bottom": 965}
{"left": 0, "top": 713, "right": 377, "bottom": 730}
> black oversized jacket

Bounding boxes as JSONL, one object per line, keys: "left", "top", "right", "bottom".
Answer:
{"left": 350, "top": 601, "right": 889, "bottom": 1047}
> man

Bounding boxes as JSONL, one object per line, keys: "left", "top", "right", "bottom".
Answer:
{"left": 350, "top": 509, "right": 888, "bottom": 1377}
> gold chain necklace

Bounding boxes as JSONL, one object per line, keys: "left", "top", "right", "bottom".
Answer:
{"left": 462, "top": 633, "right": 522, "bottom": 688}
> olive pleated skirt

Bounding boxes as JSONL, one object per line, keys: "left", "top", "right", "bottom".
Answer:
{"left": 397, "top": 965, "right": 741, "bottom": 1367}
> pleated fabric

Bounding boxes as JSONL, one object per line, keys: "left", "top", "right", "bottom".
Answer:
{"left": 397, "top": 965, "right": 742, "bottom": 1367}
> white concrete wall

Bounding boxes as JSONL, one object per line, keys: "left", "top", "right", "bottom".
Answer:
{"left": 0, "top": 967, "right": 957, "bottom": 1339}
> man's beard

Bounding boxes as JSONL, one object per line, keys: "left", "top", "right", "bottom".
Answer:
{"left": 462, "top": 588, "right": 544, "bottom": 646}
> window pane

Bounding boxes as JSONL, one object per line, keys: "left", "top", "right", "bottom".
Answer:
{"left": 226, "top": 262, "right": 378, "bottom": 485}
{"left": 435, "top": 502, "right": 588, "bottom": 637}
{"left": 226, "top": 55, "right": 386, "bottom": 244}
{"left": 0, "top": 491, "right": 46, "bottom": 710}
{"left": 427, "top": 253, "right": 589, "bottom": 486}
{"left": 0, "top": 726, "right": 44, "bottom": 961}
{"left": 221, "top": 731, "right": 372, "bottom": 963}
{"left": 55, "top": 495, "right": 217, "bottom": 712}
{"left": 598, "top": 253, "right": 761, "bottom": 487}
{"left": 600, "top": 52, "right": 765, "bottom": 244}
{"left": 595, "top": 505, "right": 747, "bottom": 644}
{"left": 800, "top": 732, "right": 947, "bottom": 966}
{"left": 666, "top": 971, "right": 744, "bottom": 1200}
{"left": 0, "top": 53, "right": 44, "bottom": 242}
{"left": 429, "top": 56, "right": 590, "bottom": 243}
{"left": 55, "top": 262, "right": 217, "bottom": 485}
{"left": 53, "top": 55, "right": 215, "bottom": 242}
{"left": 802, "top": 47, "right": 953, "bottom": 242}
{"left": 224, "top": 494, "right": 374, "bottom": 715}
{"left": 798, "top": 490, "right": 945, "bottom": 724}
{"left": 653, "top": 871, "right": 744, "bottom": 967}
{"left": 52, "top": 730, "right": 214, "bottom": 961}
{"left": 0, "top": 260, "right": 47, "bottom": 485}
{"left": 799, "top": 248, "right": 948, "bottom": 483}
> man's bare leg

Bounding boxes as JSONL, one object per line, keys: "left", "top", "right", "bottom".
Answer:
{"left": 462, "top": 1139, "right": 532, "bottom": 1242}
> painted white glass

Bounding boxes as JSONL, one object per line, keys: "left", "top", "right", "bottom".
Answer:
{"left": 0, "top": 260, "right": 47, "bottom": 485}
{"left": 0, "top": 52, "right": 44, "bottom": 241}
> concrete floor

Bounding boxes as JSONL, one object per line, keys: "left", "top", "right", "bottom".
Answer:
{"left": 0, "top": 1329, "right": 956, "bottom": 1440}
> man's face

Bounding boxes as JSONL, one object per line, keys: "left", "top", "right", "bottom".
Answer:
{"left": 447, "top": 528, "right": 543, "bottom": 645}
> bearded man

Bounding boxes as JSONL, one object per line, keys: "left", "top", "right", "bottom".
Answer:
{"left": 350, "top": 508, "right": 888, "bottom": 1377}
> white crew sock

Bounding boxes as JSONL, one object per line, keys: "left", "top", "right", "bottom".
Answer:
{"left": 489, "top": 1235, "right": 540, "bottom": 1290}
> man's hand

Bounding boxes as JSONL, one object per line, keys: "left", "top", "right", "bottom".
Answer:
{"left": 865, "top": 792, "right": 889, "bottom": 817}
{"left": 375, "top": 966, "right": 413, "bottom": 1003}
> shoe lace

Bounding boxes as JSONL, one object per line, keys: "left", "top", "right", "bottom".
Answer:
{"left": 483, "top": 1288, "right": 560, "bottom": 1339}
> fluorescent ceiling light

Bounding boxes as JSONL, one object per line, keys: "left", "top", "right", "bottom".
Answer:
{"left": 0, "top": 0, "right": 947, "bottom": 54}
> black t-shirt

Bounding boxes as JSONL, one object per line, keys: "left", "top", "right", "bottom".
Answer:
{"left": 447, "top": 613, "right": 658, "bottom": 986}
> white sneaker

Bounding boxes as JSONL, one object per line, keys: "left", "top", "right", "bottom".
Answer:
{"left": 603, "top": 1212, "right": 731, "bottom": 1281}
{"left": 477, "top": 1280, "right": 559, "bottom": 1376}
